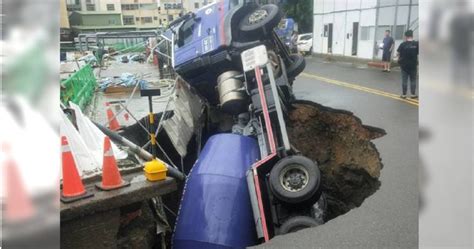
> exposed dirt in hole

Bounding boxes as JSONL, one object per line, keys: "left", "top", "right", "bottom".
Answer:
{"left": 288, "top": 100, "right": 386, "bottom": 220}
{"left": 118, "top": 100, "right": 386, "bottom": 244}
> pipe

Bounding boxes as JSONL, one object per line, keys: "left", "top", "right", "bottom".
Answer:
{"left": 94, "top": 122, "right": 186, "bottom": 181}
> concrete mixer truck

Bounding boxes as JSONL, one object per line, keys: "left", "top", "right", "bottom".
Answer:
{"left": 170, "top": 1, "right": 326, "bottom": 247}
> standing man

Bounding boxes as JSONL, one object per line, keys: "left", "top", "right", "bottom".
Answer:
{"left": 397, "top": 30, "right": 419, "bottom": 99}
{"left": 382, "top": 30, "right": 395, "bottom": 72}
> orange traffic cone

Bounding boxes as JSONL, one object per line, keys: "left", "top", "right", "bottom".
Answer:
{"left": 105, "top": 102, "right": 120, "bottom": 131}
{"left": 96, "top": 136, "right": 129, "bottom": 190}
{"left": 61, "top": 136, "right": 93, "bottom": 203}
{"left": 3, "top": 143, "right": 35, "bottom": 223}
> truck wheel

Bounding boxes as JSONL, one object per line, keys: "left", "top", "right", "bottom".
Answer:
{"left": 269, "top": 156, "right": 321, "bottom": 204}
{"left": 239, "top": 4, "right": 283, "bottom": 40}
{"left": 279, "top": 216, "right": 321, "bottom": 234}
{"left": 286, "top": 54, "right": 306, "bottom": 79}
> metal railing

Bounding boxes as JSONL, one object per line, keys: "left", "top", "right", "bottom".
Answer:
{"left": 60, "top": 64, "right": 96, "bottom": 110}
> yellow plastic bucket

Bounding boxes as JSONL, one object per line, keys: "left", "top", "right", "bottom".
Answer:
{"left": 144, "top": 159, "right": 168, "bottom": 181}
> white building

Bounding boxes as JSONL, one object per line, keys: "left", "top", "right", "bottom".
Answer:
{"left": 312, "top": 0, "right": 419, "bottom": 60}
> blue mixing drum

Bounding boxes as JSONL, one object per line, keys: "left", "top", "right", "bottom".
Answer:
{"left": 173, "top": 134, "right": 260, "bottom": 249}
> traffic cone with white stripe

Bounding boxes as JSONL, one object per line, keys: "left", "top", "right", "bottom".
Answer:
{"left": 106, "top": 102, "right": 120, "bottom": 131}
{"left": 61, "top": 136, "right": 93, "bottom": 203}
{"left": 95, "top": 136, "right": 129, "bottom": 190}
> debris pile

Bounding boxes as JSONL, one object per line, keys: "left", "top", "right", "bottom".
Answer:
{"left": 98, "top": 72, "right": 148, "bottom": 91}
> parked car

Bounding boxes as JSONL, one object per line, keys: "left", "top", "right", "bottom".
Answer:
{"left": 297, "top": 33, "right": 313, "bottom": 55}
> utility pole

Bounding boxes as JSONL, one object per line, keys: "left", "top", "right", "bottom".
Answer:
{"left": 392, "top": 0, "right": 399, "bottom": 35}
{"left": 372, "top": 0, "right": 380, "bottom": 60}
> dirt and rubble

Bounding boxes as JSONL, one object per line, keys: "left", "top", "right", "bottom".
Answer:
{"left": 288, "top": 100, "right": 386, "bottom": 220}
{"left": 120, "top": 99, "right": 386, "bottom": 225}
{"left": 113, "top": 99, "right": 387, "bottom": 248}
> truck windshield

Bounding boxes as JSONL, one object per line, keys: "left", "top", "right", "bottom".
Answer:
{"left": 177, "top": 18, "right": 196, "bottom": 47}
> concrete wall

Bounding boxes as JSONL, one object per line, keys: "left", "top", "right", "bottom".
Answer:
{"left": 313, "top": 0, "right": 418, "bottom": 60}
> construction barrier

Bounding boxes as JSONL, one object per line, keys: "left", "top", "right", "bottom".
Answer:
{"left": 61, "top": 64, "right": 96, "bottom": 110}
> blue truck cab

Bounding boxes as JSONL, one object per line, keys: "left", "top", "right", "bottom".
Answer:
{"left": 173, "top": 1, "right": 232, "bottom": 67}
{"left": 173, "top": 0, "right": 248, "bottom": 89}
{"left": 172, "top": 0, "right": 290, "bottom": 104}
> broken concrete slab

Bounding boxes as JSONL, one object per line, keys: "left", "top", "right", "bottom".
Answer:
{"left": 60, "top": 174, "right": 177, "bottom": 221}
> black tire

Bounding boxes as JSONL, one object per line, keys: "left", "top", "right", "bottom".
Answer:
{"left": 239, "top": 4, "right": 283, "bottom": 40}
{"left": 269, "top": 156, "right": 321, "bottom": 204}
{"left": 279, "top": 216, "right": 320, "bottom": 234}
{"left": 286, "top": 54, "right": 306, "bottom": 79}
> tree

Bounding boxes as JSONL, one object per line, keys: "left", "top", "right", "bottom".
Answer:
{"left": 282, "top": 0, "right": 313, "bottom": 33}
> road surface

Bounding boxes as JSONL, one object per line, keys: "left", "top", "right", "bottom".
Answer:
{"left": 255, "top": 56, "right": 418, "bottom": 249}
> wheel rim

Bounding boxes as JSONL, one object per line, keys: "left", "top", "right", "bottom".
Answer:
{"left": 279, "top": 164, "right": 309, "bottom": 192}
{"left": 248, "top": 9, "right": 268, "bottom": 24}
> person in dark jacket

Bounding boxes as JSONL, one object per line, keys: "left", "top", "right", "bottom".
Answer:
{"left": 382, "top": 30, "right": 395, "bottom": 72}
{"left": 396, "top": 30, "right": 419, "bottom": 99}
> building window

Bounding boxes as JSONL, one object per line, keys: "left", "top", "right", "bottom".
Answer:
{"left": 168, "top": 15, "right": 173, "bottom": 21}
{"left": 394, "top": 25, "right": 405, "bottom": 40}
{"left": 85, "top": 0, "right": 93, "bottom": 3}
{"left": 375, "top": 25, "right": 390, "bottom": 40}
{"left": 154, "top": 16, "right": 158, "bottom": 20}
{"left": 123, "top": 15, "right": 135, "bottom": 25}
{"left": 106, "top": 4, "right": 115, "bottom": 11}
{"left": 360, "top": 26, "right": 375, "bottom": 41}
{"left": 86, "top": 4, "right": 95, "bottom": 11}
{"left": 136, "top": 17, "right": 140, "bottom": 21}
{"left": 122, "top": 4, "right": 138, "bottom": 10}
{"left": 194, "top": 2, "right": 199, "bottom": 8}
{"left": 66, "top": 4, "right": 81, "bottom": 11}
{"left": 141, "top": 17, "right": 153, "bottom": 23}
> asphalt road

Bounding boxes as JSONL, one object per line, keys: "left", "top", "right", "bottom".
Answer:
{"left": 255, "top": 56, "right": 419, "bottom": 249}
